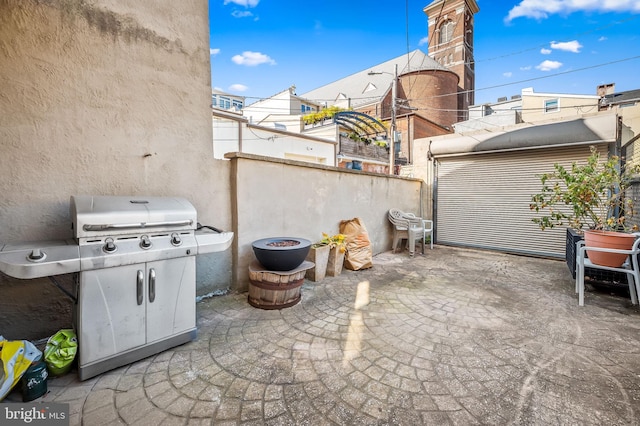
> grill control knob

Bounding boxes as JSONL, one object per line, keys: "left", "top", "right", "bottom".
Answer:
{"left": 103, "top": 238, "right": 117, "bottom": 253}
{"left": 140, "top": 235, "right": 152, "bottom": 249}
{"left": 171, "top": 233, "right": 182, "bottom": 247}
{"left": 27, "top": 248, "right": 46, "bottom": 262}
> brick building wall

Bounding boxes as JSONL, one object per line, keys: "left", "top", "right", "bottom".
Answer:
{"left": 399, "top": 70, "right": 459, "bottom": 129}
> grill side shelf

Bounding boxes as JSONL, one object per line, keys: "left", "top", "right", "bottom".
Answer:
{"left": 0, "top": 243, "right": 81, "bottom": 279}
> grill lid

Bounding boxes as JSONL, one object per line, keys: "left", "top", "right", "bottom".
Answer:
{"left": 0, "top": 195, "right": 233, "bottom": 280}
{"left": 71, "top": 195, "right": 197, "bottom": 239}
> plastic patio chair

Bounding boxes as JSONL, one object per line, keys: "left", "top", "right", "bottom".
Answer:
{"left": 401, "top": 214, "right": 434, "bottom": 250}
{"left": 421, "top": 219, "right": 434, "bottom": 250}
{"left": 575, "top": 233, "right": 640, "bottom": 306}
{"left": 387, "top": 208, "right": 425, "bottom": 257}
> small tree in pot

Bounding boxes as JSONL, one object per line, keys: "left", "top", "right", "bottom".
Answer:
{"left": 530, "top": 145, "right": 640, "bottom": 267}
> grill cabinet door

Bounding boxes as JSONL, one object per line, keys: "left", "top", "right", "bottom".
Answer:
{"left": 78, "top": 264, "right": 146, "bottom": 365}
{"left": 145, "top": 256, "right": 196, "bottom": 343}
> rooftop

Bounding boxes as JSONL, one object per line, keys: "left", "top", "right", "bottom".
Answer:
{"left": 301, "top": 49, "right": 449, "bottom": 110}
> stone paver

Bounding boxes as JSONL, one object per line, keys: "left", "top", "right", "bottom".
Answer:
{"left": 5, "top": 246, "right": 640, "bottom": 425}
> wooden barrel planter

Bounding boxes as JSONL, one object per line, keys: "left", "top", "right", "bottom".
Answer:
{"left": 248, "top": 260, "right": 314, "bottom": 309}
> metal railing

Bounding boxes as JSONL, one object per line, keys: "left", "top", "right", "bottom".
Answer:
{"left": 339, "top": 136, "right": 389, "bottom": 162}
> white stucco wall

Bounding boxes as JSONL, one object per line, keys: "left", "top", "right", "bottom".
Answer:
{"left": 520, "top": 90, "right": 600, "bottom": 123}
{"left": 213, "top": 112, "right": 337, "bottom": 165}
{"left": 454, "top": 110, "right": 521, "bottom": 132}
{"left": 0, "top": 0, "right": 232, "bottom": 339}
{"left": 242, "top": 90, "right": 292, "bottom": 124}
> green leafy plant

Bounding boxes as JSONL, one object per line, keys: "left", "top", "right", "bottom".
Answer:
{"left": 530, "top": 146, "right": 640, "bottom": 232}
{"left": 316, "top": 233, "right": 346, "bottom": 253}
{"left": 348, "top": 132, "right": 360, "bottom": 141}
{"left": 302, "top": 106, "right": 345, "bottom": 125}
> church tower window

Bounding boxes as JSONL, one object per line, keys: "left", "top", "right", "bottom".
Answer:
{"left": 439, "top": 20, "right": 454, "bottom": 44}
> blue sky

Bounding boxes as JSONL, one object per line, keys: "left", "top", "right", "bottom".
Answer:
{"left": 209, "top": 0, "right": 640, "bottom": 106}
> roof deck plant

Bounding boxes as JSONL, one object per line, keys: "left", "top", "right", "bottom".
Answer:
{"left": 303, "top": 106, "right": 345, "bottom": 125}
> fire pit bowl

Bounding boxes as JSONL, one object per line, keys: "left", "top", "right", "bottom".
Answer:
{"left": 252, "top": 237, "right": 311, "bottom": 271}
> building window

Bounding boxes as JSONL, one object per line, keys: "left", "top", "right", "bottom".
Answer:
{"left": 439, "top": 20, "right": 454, "bottom": 44}
{"left": 211, "top": 95, "right": 217, "bottom": 107}
{"left": 219, "top": 96, "right": 230, "bottom": 109}
{"left": 232, "top": 99, "right": 243, "bottom": 110}
{"left": 544, "top": 98, "right": 559, "bottom": 113}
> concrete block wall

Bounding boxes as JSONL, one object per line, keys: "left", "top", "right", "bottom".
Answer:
{"left": 226, "top": 153, "right": 424, "bottom": 293}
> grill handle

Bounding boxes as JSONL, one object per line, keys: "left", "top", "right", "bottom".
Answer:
{"left": 149, "top": 268, "right": 156, "bottom": 303}
{"left": 136, "top": 270, "right": 144, "bottom": 305}
{"left": 83, "top": 219, "right": 193, "bottom": 232}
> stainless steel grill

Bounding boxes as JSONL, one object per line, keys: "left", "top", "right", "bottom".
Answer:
{"left": 0, "top": 195, "right": 233, "bottom": 380}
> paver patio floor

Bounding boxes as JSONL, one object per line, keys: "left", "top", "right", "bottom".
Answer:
{"left": 7, "top": 246, "right": 640, "bottom": 425}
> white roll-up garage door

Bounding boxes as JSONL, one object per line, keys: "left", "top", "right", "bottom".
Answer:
{"left": 435, "top": 144, "right": 608, "bottom": 258}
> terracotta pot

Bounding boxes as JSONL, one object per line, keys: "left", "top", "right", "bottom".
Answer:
{"left": 583, "top": 230, "right": 636, "bottom": 267}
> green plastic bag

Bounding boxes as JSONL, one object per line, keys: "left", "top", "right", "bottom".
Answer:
{"left": 44, "top": 329, "right": 77, "bottom": 376}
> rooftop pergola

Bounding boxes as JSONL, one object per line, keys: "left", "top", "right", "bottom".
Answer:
{"left": 333, "top": 111, "right": 388, "bottom": 140}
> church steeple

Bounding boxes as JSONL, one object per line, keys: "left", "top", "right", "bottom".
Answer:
{"left": 423, "top": 0, "right": 479, "bottom": 121}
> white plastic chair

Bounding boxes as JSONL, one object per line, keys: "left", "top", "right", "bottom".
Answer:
{"left": 575, "top": 233, "right": 640, "bottom": 306}
{"left": 405, "top": 215, "right": 434, "bottom": 250}
{"left": 388, "top": 208, "right": 425, "bottom": 257}
{"left": 421, "top": 219, "right": 434, "bottom": 250}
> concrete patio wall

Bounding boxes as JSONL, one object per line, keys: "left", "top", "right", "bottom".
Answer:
{"left": 0, "top": 0, "right": 232, "bottom": 340}
{"left": 226, "top": 153, "right": 425, "bottom": 292}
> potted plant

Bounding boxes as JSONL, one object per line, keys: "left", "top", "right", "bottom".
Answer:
{"left": 530, "top": 145, "right": 640, "bottom": 268}
{"left": 305, "top": 240, "right": 331, "bottom": 282}
{"left": 321, "top": 233, "right": 346, "bottom": 277}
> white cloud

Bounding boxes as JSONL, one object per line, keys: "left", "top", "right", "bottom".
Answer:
{"left": 229, "top": 84, "right": 248, "bottom": 92}
{"left": 224, "top": 0, "right": 259, "bottom": 7}
{"left": 536, "top": 60, "right": 563, "bottom": 71}
{"left": 418, "top": 36, "right": 429, "bottom": 46}
{"left": 520, "top": 65, "right": 532, "bottom": 71}
{"left": 231, "top": 51, "right": 276, "bottom": 66}
{"left": 232, "top": 10, "right": 253, "bottom": 18}
{"left": 503, "top": 72, "right": 513, "bottom": 78}
{"left": 550, "top": 40, "right": 582, "bottom": 53}
{"left": 540, "top": 48, "right": 552, "bottom": 54}
{"left": 598, "top": 36, "right": 607, "bottom": 41}
{"left": 210, "top": 48, "right": 220, "bottom": 56}
{"left": 505, "top": 0, "right": 640, "bottom": 23}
